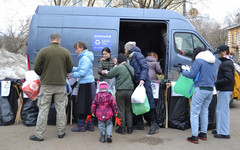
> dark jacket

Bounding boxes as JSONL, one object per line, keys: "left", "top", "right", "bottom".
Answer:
{"left": 34, "top": 42, "right": 73, "bottom": 85}
{"left": 91, "top": 92, "right": 118, "bottom": 122}
{"left": 215, "top": 57, "right": 235, "bottom": 91}
{"left": 146, "top": 56, "right": 162, "bottom": 80}
{"left": 129, "top": 46, "right": 155, "bottom": 109}
{"left": 98, "top": 57, "right": 115, "bottom": 79}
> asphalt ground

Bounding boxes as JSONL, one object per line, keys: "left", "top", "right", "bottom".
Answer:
{"left": 0, "top": 101, "right": 239, "bottom": 150}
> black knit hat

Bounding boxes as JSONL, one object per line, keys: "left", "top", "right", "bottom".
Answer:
{"left": 117, "top": 53, "right": 127, "bottom": 64}
{"left": 214, "top": 45, "right": 229, "bottom": 54}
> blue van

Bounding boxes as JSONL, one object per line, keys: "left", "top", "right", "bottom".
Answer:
{"left": 26, "top": 6, "right": 212, "bottom": 80}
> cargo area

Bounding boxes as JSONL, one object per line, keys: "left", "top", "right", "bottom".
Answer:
{"left": 119, "top": 20, "right": 167, "bottom": 74}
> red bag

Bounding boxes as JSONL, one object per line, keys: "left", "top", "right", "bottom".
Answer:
{"left": 22, "top": 79, "right": 40, "bottom": 100}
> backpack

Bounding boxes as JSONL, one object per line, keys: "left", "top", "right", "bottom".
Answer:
{"left": 232, "top": 69, "right": 240, "bottom": 98}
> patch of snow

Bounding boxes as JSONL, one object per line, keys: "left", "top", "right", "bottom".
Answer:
{"left": 0, "top": 48, "right": 26, "bottom": 80}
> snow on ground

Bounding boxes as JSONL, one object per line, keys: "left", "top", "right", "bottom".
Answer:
{"left": 0, "top": 48, "right": 26, "bottom": 80}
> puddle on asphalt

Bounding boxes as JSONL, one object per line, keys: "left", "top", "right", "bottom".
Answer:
{"left": 129, "top": 136, "right": 165, "bottom": 145}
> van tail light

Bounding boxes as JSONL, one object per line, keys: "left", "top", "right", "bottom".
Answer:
{"left": 26, "top": 54, "right": 31, "bottom": 70}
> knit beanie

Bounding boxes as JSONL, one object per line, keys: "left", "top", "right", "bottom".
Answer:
{"left": 117, "top": 53, "right": 127, "bottom": 64}
{"left": 99, "top": 82, "right": 109, "bottom": 92}
{"left": 124, "top": 41, "right": 136, "bottom": 50}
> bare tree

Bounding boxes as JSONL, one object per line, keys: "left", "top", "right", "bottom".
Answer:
{"left": 224, "top": 9, "right": 240, "bottom": 27}
{"left": 0, "top": 17, "right": 30, "bottom": 55}
{"left": 189, "top": 15, "right": 227, "bottom": 50}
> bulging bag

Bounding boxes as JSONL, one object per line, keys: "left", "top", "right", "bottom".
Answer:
{"left": 131, "top": 84, "right": 146, "bottom": 103}
{"left": 22, "top": 70, "right": 40, "bottom": 100}
{"left": 22, "top": 79, "right": 40, "bottom": 100}
{"left": 132, "top": 95, "right": 150, "bottom": 115}
{"left": 174, "top": 74, "right": 195, "bottom": 98}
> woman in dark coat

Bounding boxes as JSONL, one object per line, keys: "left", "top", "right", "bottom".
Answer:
{"left": 125, "top": 41, "right": 160, "bottom": 134}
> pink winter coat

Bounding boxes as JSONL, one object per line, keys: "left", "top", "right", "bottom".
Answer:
{"left": 91, "top": 92, "right": 118, "bottom": 122}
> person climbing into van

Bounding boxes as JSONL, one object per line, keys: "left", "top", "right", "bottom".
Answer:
{"left": 91, "top": 81, "right": 118, "bottom": 143}
{"left": 212, "top": 45, "right": 234, "bottom": 139}
{"left": 98, "top": 47, "right": 117, "bottom": 92}
{"left": 69, "top": 41, "right": 96, "bottom": 132}
{"left": 182, "top": 47, "right": 217, "bottom": 144}
{"left": 30, "top": 33, "right": 73, "bottom": 141}
{"left": 146, "top": 52, "right": 162, "bottom": 80}
{"left": 124, "top": 41, "right": 160, "bottom": 135}
{"left": 106, "top": 53, "right": 135, "bottom": 134}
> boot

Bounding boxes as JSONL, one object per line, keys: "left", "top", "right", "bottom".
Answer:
{"left": 99, "top": 134, "right": 106, "bottom": 143}
{"left": 133, "top": 121, "right": 144, "bottom": 130}
{"left": 86, "top": 124, "right": 94, "bottom": 131}
{"left": 148, "top": 122, "right": 160, "bottom": 135}
{"left": 71, "top": 125, "right": 86, "bottom": 132}
{"left": 127, "top": 127, "right": 133, "bottom": 134}
{"left": 198, "top": 132, "right": 207, "bottom": 141}
{"left": 106, "top": 135, "right": 112, "bottom": 143}
{"left": 187, "top": 136, "right": 199, "bottom": 144}
{"left": 115, "top": 126, "right": 125, "bottom": 134}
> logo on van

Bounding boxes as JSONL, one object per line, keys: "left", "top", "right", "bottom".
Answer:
{"left": 93, "top": 33, "right": 112, "bottom": 51}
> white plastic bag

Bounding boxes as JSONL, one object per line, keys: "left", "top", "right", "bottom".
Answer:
{"left": 131, "top": 84, "right": 146, "bottom": 103}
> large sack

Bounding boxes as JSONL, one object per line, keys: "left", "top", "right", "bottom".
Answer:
{"left": 21, "top": 98, "right": 39, "bottom": 126}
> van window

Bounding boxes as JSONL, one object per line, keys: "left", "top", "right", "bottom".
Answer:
{"left": 174, "top": 33, "right": 206, "bottom": 58}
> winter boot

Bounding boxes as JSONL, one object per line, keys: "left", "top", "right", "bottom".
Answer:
{"left": 72, "top": 119, "right": 86, "bottom": 132}
{"left": 86, "top": 118, "right": 94, "bottom": 131}
{"left": 106, "top": 135, "right": 112, "bottom": 143}
{"left": 99, "top": 134, "right": 106, "bottom": 143}
{"left": 71, "top": 125, "right": 86, "bottom": 132}
{"left": 127, "top": 127, "right": 133, "bottom": 134}
{"left": 148, "top": 122, "right": 160, "bottom": 134}
{"left": 133, "top": 121, "right": 144, "bottom": 130}
{"left": 115, "top": 126, "right": 126, "bottom": 134}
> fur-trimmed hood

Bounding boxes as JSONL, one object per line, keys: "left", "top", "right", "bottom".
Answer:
{"left": 195, "top": 50, "right": 215, "bottom": 64}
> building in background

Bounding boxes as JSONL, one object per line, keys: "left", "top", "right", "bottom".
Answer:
{"left": 227, "top": 24, "right": 240, "bottom": 63}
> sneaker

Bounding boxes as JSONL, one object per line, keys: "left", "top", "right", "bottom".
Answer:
{"left": 71, "top": 125, "right": 86, "bottom": 132}
{"left": 127, "top": 127, "right": 133, "bottom": 134}
{"left": 212, "top": 130, "right": 217, "bottom": 135}
{"left": 198, "top": 132, "right": 207, "bottom": 141}
{"left": 106, "top": 135, "right": 112, "bottom": 143}
{"left": 214, "top": 134, "right": 230, "bottom": 139}
{"left": 187, "top": 136, "right": 199, "bottom": 144}
{"left": 58, "top": 133, "right": 65, "bottom": 139}
{"left": 148, "top": 122, "right": 160, "bottom": 135}
{"left": 86, "top": 124, "right": 94, "bottom": 131}
{"left": 29, "top": 135, "right": 44, "bottom": 141}
{"left": 115, "top": 127, "right": 125, "bottom": 134}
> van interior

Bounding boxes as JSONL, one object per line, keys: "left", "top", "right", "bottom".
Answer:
{"left": 119, "top": 20, "right": 167, "bottom": 74}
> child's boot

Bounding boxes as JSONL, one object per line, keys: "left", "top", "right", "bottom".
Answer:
{"left": 106, "top": 135, "right": 112, "bottom": 143}
{"left": 99, "top": 134, "right": 106, "bottom": 143}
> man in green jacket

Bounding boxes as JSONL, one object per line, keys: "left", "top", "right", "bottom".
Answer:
{"left": 29, "top": 33, "right": 73, "bottom": 141}
{"left": 106, "top": 53, "right": 134, "bottom": 134}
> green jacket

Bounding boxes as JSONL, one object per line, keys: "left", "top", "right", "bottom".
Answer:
{"left": 107, "top": 62, "right": 134, "bottom": 90}
{"left": 34, "top": 42, "right": 73, "bottom": 85}
{"left": 98, "top": 57, "right": 115, "bottom": 79}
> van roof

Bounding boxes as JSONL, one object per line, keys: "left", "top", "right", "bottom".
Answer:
{"left": 36, "top": 5, "right": 186, "bottom": 21}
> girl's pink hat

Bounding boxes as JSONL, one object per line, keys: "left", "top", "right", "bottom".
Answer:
{"left": 99, "top": 82, "right": 109, "bottom": 92}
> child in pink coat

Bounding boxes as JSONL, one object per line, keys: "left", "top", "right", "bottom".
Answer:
{"left": 91, "top": 82, "right": 118, "bottom": 143}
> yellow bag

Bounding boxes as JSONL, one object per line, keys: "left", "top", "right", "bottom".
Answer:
{"left": 232, "top": 69, "right": 240, "bottom": 98}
